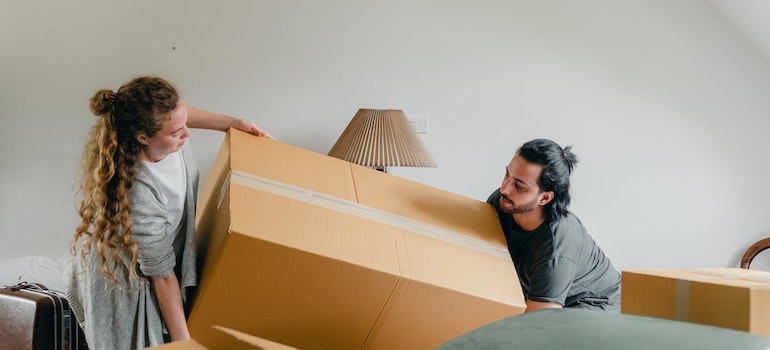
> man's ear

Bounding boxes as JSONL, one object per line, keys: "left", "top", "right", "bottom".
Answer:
{"left": 539, "top": 191, "right": 555, "bottom": 206}
{"left": 136, "top": 134, "right": 149, "bottom": 146}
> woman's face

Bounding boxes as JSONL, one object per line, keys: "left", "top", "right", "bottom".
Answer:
{"left": 136, "top": 98, "right": 190, "bottom": 162}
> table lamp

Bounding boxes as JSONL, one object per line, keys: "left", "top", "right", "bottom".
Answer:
{"left": 328, "top": 109, "right": 437, "bottom": 172}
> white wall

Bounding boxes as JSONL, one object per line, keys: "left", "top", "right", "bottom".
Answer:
{"left": 3, "top": 0, "right": 770, "bottom": 271}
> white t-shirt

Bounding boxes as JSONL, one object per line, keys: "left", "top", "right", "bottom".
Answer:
{"left": 143, "top": 151, "right": 187, "bottom": 254}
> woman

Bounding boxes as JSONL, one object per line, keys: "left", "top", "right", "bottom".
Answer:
{"left": 67, "top": 76, "right": 272, "bottom": 349}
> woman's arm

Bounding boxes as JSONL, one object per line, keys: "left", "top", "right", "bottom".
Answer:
{"left": 152, "top": 274, "right": 190, "bottom": 341}
{"left": 186, "top": 106, "right": 275, "bottom": 139}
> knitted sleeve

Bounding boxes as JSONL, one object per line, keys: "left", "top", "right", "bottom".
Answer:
{"left": 129, "top": 171, "right": 175, "bottom": 278}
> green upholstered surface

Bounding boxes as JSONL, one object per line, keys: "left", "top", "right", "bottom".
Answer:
{"left": 437, "top": 309, "right": 770, "bottom": 350}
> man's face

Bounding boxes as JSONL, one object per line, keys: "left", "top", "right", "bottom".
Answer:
{"left": 499, "top": 155, "right": 548, "bottom": 215}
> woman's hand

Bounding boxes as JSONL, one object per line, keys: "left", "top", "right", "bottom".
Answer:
{"left": 231, "top": 118, "right": 275, "bottom": 140}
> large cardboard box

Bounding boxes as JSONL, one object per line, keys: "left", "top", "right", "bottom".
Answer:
{"left": 187, "top": 129, "right": 525, "bottom": 350}
{"left": 622, "top": 268, "right": 770, "bottom": 336}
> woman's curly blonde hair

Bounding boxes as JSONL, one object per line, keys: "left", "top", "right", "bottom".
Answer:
{"left": 72, "top": 76, "right": 179, "bottom": 287}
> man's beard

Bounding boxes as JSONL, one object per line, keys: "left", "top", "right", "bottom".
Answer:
{"left": 500, "top": 194, "right": 539, "bottom": 214}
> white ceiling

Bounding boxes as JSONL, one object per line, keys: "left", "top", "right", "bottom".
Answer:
{"left": 708, "top": 0, "right": 770, "bottom": 64}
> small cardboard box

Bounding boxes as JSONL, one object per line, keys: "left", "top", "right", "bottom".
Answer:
{"left": 187, "top": 129, "right": 525, "bottom": 349}
{"left": 622, "top": 268, "right": 770, "bottom": 336}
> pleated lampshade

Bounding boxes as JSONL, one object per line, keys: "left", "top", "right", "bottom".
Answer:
{"left": 328, "top": 109, "right": 437, "bottom": 172}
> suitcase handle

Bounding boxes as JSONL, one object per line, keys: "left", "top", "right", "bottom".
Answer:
{"left": 6, "top": 281, "right": 49, "bottom": 292}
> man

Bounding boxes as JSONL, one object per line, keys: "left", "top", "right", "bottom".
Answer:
{"left": 487, "top": 139, "right": 620, "bottom": 312}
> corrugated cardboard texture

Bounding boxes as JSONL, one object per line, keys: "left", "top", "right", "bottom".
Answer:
{"left": 622, "top": 268, "right": 770, "bottom": 336}
{"left": 190, "top": 129, "right": 525, "bottom": 349}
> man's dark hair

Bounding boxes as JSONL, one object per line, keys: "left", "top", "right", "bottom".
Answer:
{"left": 517, "top": 139, "right": 578, "bottom": 221}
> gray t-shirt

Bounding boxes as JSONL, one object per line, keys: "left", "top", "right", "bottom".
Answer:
{"left": 488, "top": 189, "right": 621, "bottom": 311}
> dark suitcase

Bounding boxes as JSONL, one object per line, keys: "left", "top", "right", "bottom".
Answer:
{"left": 0, "top": 282, "right": 88, "bottom": 350}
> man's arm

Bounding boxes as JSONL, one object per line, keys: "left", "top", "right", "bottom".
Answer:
{"left": 186, "top": 106, "right": 274, "bottom": 139}
{"left": 526, "top": 300, "right": 563, "bottom": 312}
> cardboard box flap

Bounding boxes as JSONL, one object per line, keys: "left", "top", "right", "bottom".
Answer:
{"left": 229, "top": 129, "right": 357, "bottom": 201}
{"left": 147, "top": 325, "right": 298, "bottom": 350}
{"left": 212, "top": 325, "right": 300, "bottom": 350}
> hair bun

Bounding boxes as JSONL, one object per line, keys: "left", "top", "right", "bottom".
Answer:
{"left": 89, "top": 89, "right": 115, "bottom": 116}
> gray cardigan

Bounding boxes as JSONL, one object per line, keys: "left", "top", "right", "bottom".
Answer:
{"left": 67, "top": 143, "right": 198, "bottom": 350}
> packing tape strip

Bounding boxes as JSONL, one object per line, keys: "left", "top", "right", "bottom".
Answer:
{"left": 221, "top": 170, "right": 511, "bottom": 259}
{"left": 675, "top": 279, "right": 690, "bottom": 321}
